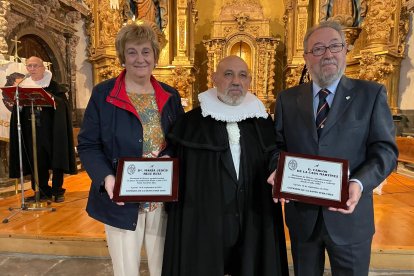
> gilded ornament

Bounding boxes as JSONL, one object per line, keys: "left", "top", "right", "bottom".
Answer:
{"left": 178, "top": 19, "right": 185, "bottom": 50}
{"left": 362, "top": 0, "right": 396, "bottom": 46}
{"left": 172, "top": 67, "right": 195, "bottom": 99}
{"left": 358, "top": 51, "right": 394, "bottom": 83}
{"left": 342, "top": 27, "right": 361, "bottom": 46}
{"left": 98, "top": 64, "right": 123, "bottom": 80}
{"left": 33, "top": 4, "right": 51, "bottom": 29}
{"left": 234, "top": 12, "right": 249, "bottom": 31}
{"left": 398, "top": 5, "right": 410, "bottom": 55}
{"left": 98, "top": 4, "right": 122, "bottom": 45}
{"left": 0, "top": 0, "right": 10, "bottom": 54}
{"left": 285, "top": 64, "right": 306, "bottom": 88}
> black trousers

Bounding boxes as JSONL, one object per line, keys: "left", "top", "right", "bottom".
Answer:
{"left": 223, "top": 236, "right": 242, "bottom": 276}
{"left": 31, "top": 168, "right": 65, "bottom": 197}
{"left": 290, "top": 209, "right": 372, "bottom": 276}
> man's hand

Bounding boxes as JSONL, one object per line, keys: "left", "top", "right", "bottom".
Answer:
{"left": 328, "top": 181, "right": 362, "bottom": 214}
{"left": 267, "top": 170, "right": 276, "bottom": 186}
{"left": 104, "top": 174, "right": 124, "bottom": 206}
{"left": 267, "top": 170, "right": 289, "bottom": 204}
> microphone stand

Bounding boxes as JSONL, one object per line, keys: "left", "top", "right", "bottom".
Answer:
{"left": 15, "top": 75, "right": 26, "bottom": 209}
{"left": 2, "top": 76, "right": 56, "bottom": 224}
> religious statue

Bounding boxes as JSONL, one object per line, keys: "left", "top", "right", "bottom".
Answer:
{"left": 125, "top": 0, "right": 160, "bottom": 29}
{"left": 326, "top": 0, "right": 361, "bottom": 27}
{"left": 136, "top": 0, "right": 157, "bottom": 22}
{"left": 322, "top": 0, "right": 367, "bottom": 46}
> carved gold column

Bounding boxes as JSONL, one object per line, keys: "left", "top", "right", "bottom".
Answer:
{"left": 86, "top": 0, "right": 123, "bottom": 84}
{"left": 156, "top": 0, "right": 171, "bottom": 66}
{"left": 285, "top": 0, "right": 311, "bottom": 88}
{"left": 363, "top": 0, "right": 397, "bottom": 49}
{"left": 203, "top": 39, "right": 226, "bottom": 88}
{"left": 162, "top": 0, "right": 196, "bottom": 111}
{"left": 256, "top": 38, "right": 279, "bottom": 108}
{"left": 0, "top": 0, "right": 10, "bottom": 56}
{"left": 172, "top": 0, "right": 191, "bottom": 65}
{"left": 355, "top": 0, "right": 407, "bottom": 113}
{"left": 256, "top": 40, "right": 267, "bottom": 103}
{"left": 265, "top": 39, "right": 279, "bottom": 106}
{"left": 203, "top": 40, "right": 215, "bottom": 89}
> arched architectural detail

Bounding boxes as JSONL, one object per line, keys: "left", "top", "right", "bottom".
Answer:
{"left": 226, "top": 33, "right": 256, "bottom": 86}
{"left": 226, "top": 33, "right": 256, "bottom": 54}
{"left": 7, "top": 24, "right": 67, "bottom": 84}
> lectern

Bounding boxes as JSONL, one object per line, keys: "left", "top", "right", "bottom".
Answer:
{"left": 1, "top": 85, "right": 56, "bottom": 223}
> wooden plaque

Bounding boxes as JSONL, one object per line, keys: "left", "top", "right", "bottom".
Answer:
{"left": 273, "top": 152, "right": 349, "bottom": 209}
{"left": 113, "top": 157, "right": 179, "bottom": 202}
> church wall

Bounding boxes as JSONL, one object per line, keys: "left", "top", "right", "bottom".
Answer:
{"left": 193, "top": 0, "right": 286, "bottom": 94}
{"left": 74, "top": 19, "right": 93, "bottom": 123}
{"left": 399, "top": 14, "right": 414, "bottom": 134}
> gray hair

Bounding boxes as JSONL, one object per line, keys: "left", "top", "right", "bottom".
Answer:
{"left": 303, "top": 21, "right": 346, "bottom": 52}
{"left": 115, "top": 22, "right": 161, "bottom": 65}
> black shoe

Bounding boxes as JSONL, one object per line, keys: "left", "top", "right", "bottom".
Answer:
{"left": 25, "top": 196, "right": 36, "bottom": 202}
{"left": 25, "top": 194, "right": 51, "bottom": 202}
{"left": 53, "top": 195, "right": 65, "bottom": 203}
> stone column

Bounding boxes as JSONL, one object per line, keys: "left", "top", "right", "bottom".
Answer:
{"left": 0, "top": 0, "right": 10, "bottom": 56}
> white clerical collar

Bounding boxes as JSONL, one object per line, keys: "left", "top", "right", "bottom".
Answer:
{"left": 198, "top": 88, "right": 268, "bottom": 123}
{"left": 20, "top": 70, "right": 52, "bottom": 88}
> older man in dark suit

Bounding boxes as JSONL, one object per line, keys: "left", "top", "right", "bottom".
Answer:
{"left": 268, "top": 21, "right": 398, "bottom": 275}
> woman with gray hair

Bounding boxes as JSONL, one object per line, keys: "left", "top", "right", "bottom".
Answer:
{"left": 78, "top": 22, "right": 184, "bottom": 275}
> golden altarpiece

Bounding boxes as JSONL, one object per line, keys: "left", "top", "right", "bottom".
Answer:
{"left": 284, "top": 0, "right": 412, "bottom": 114}
{"left": 86, "top": 0, "right": 282, "bottom": 110}
{"left": 87, "top": 0, "right": 413, "bottom": 113}
{"left": 85, "top": 0, "right": 198, "bottom": 110}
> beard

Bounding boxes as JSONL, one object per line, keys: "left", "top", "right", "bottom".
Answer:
{"left": 217, "top": 88, "right": 246, "bottom": 106}
{"left": 312, "top": 58, "right": 345, "bottom": 88}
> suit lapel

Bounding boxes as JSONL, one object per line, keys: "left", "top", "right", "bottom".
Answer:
{"left": 321, "top": 76, "right": 356, "bottom": 137}
{"left": 297, "top": 83, "right": 318, "bottom": 143}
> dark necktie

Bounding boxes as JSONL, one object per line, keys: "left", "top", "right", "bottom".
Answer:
{"left": 316, "top": 88, "right": 330, "bottom": 137}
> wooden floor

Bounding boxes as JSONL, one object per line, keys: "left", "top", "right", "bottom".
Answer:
{"left": 0, "top": 171, "right": 413, "bottom": 270}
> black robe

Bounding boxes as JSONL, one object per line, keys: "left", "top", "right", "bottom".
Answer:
{"left": 9, "top": 80, "right": 77, "bottom": 177}
{"left": 162, "top": 107, "right": 288, "bottom": 276}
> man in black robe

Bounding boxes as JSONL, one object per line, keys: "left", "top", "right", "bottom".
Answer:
{"left": 9, "top": 56, "right": 77, "bottom": 202}
{"left": 162, "top": 56, "right": 288, "bottom": 276}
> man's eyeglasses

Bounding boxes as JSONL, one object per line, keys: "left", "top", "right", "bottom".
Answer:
{"left": 305, "top": 43, "right": 345, "bottom": 56}
{"left": 26, "top": 64, "right": 43, "bottom": 69}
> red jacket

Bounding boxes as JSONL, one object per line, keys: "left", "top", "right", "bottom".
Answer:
{"left": 78, "top": 71, "right": 184, "bottom": 230}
